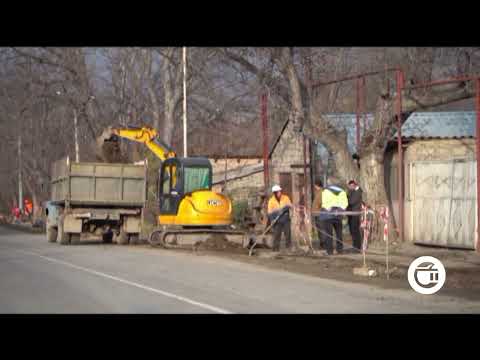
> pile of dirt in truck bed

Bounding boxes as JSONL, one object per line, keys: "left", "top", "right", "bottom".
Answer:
{"left": 194, "top": 234, "right": 247, "bottom": 254}
{"left": 95, "top": 128, "right": 128, "bottom": 163}
{"left": 95, "top": 140, "right": 128, "bottom": 163}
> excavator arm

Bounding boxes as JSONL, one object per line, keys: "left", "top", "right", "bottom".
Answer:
{"left": 97, "top": 124, "right": 240, "bottom": 246}
{"left": 98, "top": 126, "right": 176, "bottom": 162}
{"left": 110, "top": 126, "right": 176, "bottom": 161}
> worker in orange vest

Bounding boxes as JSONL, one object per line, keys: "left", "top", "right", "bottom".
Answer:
{"left": 267, "top": 184, "right": 292, "bottom": 252}
{"left": 24, "top": 199, "right": 33, "bottom": 217}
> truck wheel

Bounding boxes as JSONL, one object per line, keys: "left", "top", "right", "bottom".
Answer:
{"left": 70, "top": 234, "right": 81, "bottom": 245}
{"left": 116, "top": 231, "right": 129, "bottom": 245}
{"left": 129, "top": 234, "right": 140, "bottom": 245}
{"left": 57, "top": 217, "right": 70, "bottom": 245}
{"left": 47, "top": 226, "right": 58, "bottom": 243}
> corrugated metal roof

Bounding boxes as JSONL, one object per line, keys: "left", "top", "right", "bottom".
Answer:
{"left": 402, "top": 135, "right": 475, "bottom": 141}
{"left": 401, "top": 111, "right": 475, "bottom": 138}
{"left": 315, "top": 111, "right": 475, "bottom": 158}
{"left": 322, "top": 111, "right": 475, "bottom": 143}
{"left": 321, "top": 113, "right": 374, "bottom": 154}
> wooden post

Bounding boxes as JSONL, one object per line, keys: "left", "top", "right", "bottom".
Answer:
{"left": 396, "top": 69, "right": 405, "bottom": 243}
{"left": 476, "top": 78, "right": 480, "bottom": 252}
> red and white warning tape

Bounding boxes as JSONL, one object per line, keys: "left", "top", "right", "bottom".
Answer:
{"left": 379, "top": 206, "right": 389, "bottom": 242}
{"left": 360, "top": 204, "right": 372, "bottom": 252}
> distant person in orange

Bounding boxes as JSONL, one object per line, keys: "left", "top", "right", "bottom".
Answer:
{"left": 24, "top": 199, "right": 33, "bottom": 217}
{"left": 267, "top": 185, "right": 292, "bottom": 252}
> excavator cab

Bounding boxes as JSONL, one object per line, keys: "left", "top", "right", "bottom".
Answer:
{"left": 157, "top": 157, "right": 232, "bottom": 226}
{"left": 158, "top": 157, "right": 212, "bottom": 215}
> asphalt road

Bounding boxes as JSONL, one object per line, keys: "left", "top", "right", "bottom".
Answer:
{"left": 1, "top": 226, "right": 479, "bottom": 314}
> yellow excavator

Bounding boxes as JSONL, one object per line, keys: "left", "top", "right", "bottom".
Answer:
{"left": 98, "top": 126, "right": 246, "bottom": 248}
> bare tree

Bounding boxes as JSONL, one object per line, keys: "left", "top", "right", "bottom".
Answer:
{"left": 221, "top": 47, "right": 479, "bottom": 241}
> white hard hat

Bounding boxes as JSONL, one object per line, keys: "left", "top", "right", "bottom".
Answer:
{"left": 272, "top": 185, "right": 282, "bottom": 192}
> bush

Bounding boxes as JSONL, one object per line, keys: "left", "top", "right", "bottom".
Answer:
{"left": 232, "top": 200, "right": 249, "bottom": 228}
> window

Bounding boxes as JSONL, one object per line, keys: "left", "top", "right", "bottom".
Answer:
{"left": 162, "top": 164, "right": 178, "bottom": 194}
{"left": 162, "top": 169, "right": 170, "bottom": 194}
{"left": 184, "top": 167, "right": 210, "bottom": 194}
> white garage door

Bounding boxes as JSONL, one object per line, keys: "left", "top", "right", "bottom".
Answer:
{"left": 410, "top": 159, "right": 477, "bottom": 249}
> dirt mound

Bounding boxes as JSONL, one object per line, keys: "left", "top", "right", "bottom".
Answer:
{"left": 96, "top": 139, "right": 127, "bottom": 163}
{"left": 94, "top": 126, "right": 129, "bottom": 163}
{"left": 195, "top": 234, "right": 246, "bottom": 253}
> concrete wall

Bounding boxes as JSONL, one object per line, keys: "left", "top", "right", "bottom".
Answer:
{"left": 270, "top": 120, "right": 311, "bottom": 206}
{"left": 210, "top": 158, "right": 262, "bottom": 174}
{"left": 213, "top": 171, "right": 265, "bottom": 205}
{"left": 211, "top": 158, "right": 264, "bottom": 204}
{"left": 209, "top": 120, "right": 312, "bottom": 206}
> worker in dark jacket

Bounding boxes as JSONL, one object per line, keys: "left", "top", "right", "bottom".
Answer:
{"left": 312, "top": 179, "right": 325, "bottom": 250}
{"left": 347, "top": 179, "right": 363, "bottom": 252}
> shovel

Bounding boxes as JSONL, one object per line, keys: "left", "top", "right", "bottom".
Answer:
{"left": 248, "top": 207, "right": 289, "bottom": 256}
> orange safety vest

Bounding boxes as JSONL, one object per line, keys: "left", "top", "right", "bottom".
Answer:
{"left": 267, "top": 194, "right": 292, "bottom": 215}
{"left": 24, "top": 200, "right": 33, "bottom": 215}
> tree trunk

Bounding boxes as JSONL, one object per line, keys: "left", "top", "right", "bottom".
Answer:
{"left": 31, "top": 191, "right": 41, "bottom": 224}
{"left": 163, "top": 104, "right": 175, "bottom": 147}
{"left": 359, "top": 150, "right": 397, "bottom": 243}
{"left": 304, "top": 119, "right": 359, "bottom": 184}
{"left": 328, "top": 136, "right": 360, "bottom": 183}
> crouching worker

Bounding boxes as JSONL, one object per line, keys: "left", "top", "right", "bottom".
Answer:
{"left": 267, "top": 185, "right": 292, "bottom": 252}
{"left": 319, "top": 183, "right": 348, "bottom": 256}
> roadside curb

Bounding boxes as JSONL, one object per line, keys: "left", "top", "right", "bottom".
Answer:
{"left": 0, "top": 223, "right": 44, "bottom": 234}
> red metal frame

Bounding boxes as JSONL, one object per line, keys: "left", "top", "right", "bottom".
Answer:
{"left": 305, "top": 65, "right": 479, "bottom": 249}
{"left": 310, "top": 67, "right": 406, "bottom": 243}
{"left": 303, "top": 53, "right": 314, "bottom": 207}
{"left": 311, "top": 68, "right": 399, "bottom": 88}
{"left": 402, "top": 76, "right": 478, "bottom": 90}
{"left": 314, "top": 68, "right": 400, "bottom": 168}
{"left": 477, "top": 79, "right": 480, "bottom": 251}
{"left": 261, "top": 92, "right": 270, "bottom": 192}
{"left": 303, "top": 135, "right": 308, "bottom": 210}
{"left": 396, "top": 69, "right": 405, "bottom": 243}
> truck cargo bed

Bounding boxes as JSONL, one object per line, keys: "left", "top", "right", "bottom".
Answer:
{"left": 51, "top": 158, "right": 147, "bottom": 207}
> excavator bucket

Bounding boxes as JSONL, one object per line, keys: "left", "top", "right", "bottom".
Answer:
{"left": 95, "top": 126, "right": 126, "bottom": 163}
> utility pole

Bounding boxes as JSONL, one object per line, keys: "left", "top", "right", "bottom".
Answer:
{"left": 261, "top": 92, "right": 269, "bottom": 191}
{"left": 18, "top": 136, "right": 23, "bottom": 212}
{"left": 55, "top": 90, "right": 86, "bottom": 163}
{"left": 73, "top": 108, "right": 79, "bottom": 163}
{"left": 183, "top": 47, "right": 188, "bottom": 158}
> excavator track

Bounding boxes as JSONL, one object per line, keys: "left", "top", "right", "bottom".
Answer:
{"left": 148, "top": 228, "right": 248, "bottom": 250}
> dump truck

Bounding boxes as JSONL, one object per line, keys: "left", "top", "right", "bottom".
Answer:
{"left": 45, "top": 156, "right": 147, "bottom": 245}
